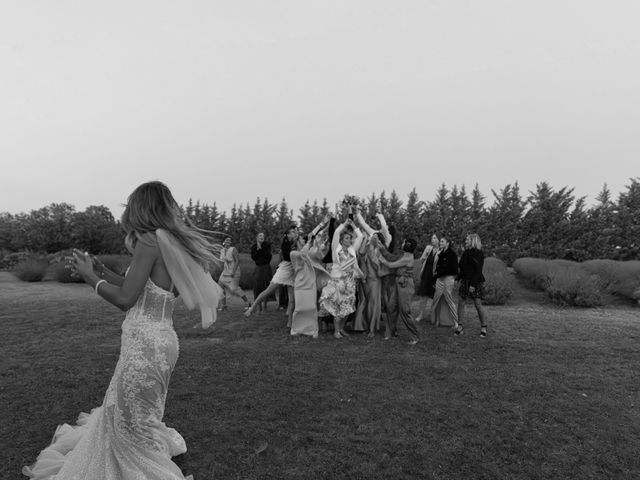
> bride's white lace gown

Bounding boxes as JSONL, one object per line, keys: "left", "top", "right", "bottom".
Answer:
{"left": 24, "top": 278, "right": 193, "bottom": 479}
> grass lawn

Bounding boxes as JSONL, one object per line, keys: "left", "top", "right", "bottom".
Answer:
{"left": 1, "top": 272, "right": 639, "bottom": 479}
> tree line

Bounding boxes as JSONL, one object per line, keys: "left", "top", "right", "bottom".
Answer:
{"left": 1, "top": 179, "right": 638, "bottom": 263}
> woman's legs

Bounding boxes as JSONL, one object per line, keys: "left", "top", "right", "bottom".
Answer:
{"left": 245, "top": 283, "right": 279, "bottom": 316}
{"left": 334, "top": 316, "right": 344, "bottom": 338}
{"left": 457, "top": 295, "right": 466, "bottom": 328}
{"left": 471, "top": 297, "right": 486, "bottom": 325}
{"left": 415, "top": 296, "right": 430, "bottom": 322}
{"left": 441, "top": 277, "right": 460, "bottom": 331}
{"left": 365, "top": 278, "right": 381, "bottom": 337}
{"left": 430, "top": 279, "right": 444, "bottom": 325}
{"left": 472, "top": 297, "right": 488, "bottom": 336}
{"left": 286, "top": 285, "right": 295, "bottom": 327}
{"left": 226, "top": 283, "right": 251, "bottom": 306}
{"left": 398, "top": 279, "right": 419, "bottom": 342}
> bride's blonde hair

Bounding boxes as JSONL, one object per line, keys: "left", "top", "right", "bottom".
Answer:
{"left": 121, "top": 181, "right": 220, "bottom": 266}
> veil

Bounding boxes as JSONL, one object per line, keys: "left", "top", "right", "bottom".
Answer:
{"left": 155, "top": 229, "right": 223, "bottom": 328}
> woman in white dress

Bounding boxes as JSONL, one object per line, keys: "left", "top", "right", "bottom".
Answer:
{"left": 23, "top": 181, "right": 223, "bottom": 480}
{"left": 289, "top": 218, "right": 331, "bottom": 338}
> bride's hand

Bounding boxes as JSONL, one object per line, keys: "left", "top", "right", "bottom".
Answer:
{"left": 72, "top": 249, "right": 95, "bottom": 279}
{"left": 90, "top": 255, "right": 105, "bottom": 276}
{"left": 65, "top": 255, "right": 79, "bottom": 278}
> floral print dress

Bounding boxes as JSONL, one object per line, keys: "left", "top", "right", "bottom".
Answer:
{"left": 319, "top": 247, "right": 359, "bottom": 318}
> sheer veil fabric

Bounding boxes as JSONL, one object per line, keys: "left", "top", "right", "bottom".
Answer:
{"left": 155, "top": 229, "right": 223, "bottom": 328}
{"left": 23, "top": 229, "right": 221, "bottom": 479}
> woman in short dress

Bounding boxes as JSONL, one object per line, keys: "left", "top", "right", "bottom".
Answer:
{"left": 245, "top": 224, "right": 300, "bottom": 325}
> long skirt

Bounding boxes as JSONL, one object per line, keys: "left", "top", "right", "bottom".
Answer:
{"left": 290, "top": 252, "right": 320, "bottom": 337}
{"left": 417, "top": 258, "right": 435, "bottom": 297}
{"left": 364, "top": 276, "right": 382, "bottom": 333}
{"left": 380, "top": 274, "right": 396, "bottom": 330}
{"left": 386, "top": 276, "right": 419, "bottom": 339}
{"left": 23, "top": 316, "right": 190, "bottom": 479}
{"left": 431, "top": 275, "right": 457, "bottom": 327}
{"left": 351, "top": 281, "right": 368, "bottom": 331}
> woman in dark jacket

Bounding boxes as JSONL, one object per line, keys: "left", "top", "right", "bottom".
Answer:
{"left": 457, "top": 233, "right": 488, "bottom": 337}
{"left": 415, "top": 233, "right": 439, "bottom": 321}
{"left": 430, "top": 236, "right": 463, "bottom": 334}
{"left": 250, "top": 232, "right": 273, "bottom": 313}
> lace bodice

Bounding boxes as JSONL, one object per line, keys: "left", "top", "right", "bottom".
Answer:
{"left": 123, "top": 279, "right": 176, "bottom": 331}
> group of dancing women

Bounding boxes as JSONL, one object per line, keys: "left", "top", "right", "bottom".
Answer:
{"left": 243, "top": 207, "right": 489, "bottom": 343}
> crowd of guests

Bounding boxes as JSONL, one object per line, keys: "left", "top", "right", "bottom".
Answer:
{"left": 217, "top": 207, "right": 488, "bottom": 344}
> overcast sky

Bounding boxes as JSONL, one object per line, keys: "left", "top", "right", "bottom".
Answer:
{"left": 1, "top": 0, "right": 638, "bottom": 219}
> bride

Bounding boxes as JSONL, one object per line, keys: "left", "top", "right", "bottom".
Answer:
{"left": 23, "top": 181, "right": 223, "bottom": 479}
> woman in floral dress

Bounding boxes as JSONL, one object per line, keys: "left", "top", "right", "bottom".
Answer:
{"left": 319, "top": 218, "right": 364, "bottom": 338}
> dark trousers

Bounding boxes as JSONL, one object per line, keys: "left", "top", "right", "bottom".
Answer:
{"left": 381, "top": 275, "right": 396, "bottom": 335}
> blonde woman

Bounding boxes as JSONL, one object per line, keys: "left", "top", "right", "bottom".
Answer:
{"left": 457, "top": 233, "right": 488, "bottom": 337}
{"left": 24, "top": 181, "right": 222, "bottom": 480}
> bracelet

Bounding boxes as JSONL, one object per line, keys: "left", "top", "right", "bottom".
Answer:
{"left": 95, "top": 279, "right": 107, "bottom": 294}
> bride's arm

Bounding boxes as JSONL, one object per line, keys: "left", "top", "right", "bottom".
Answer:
{"left": 73, "top": 243, "right": 157, "bottom": 311}
{"left": 91, "top": 256, "right": 126, "bottom": 287}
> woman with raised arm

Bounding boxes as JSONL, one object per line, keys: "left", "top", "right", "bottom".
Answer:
{"left": 354, "top": 211, "right": 385, "bottom": 337}
{"left": 319, "top": 218, "right": 364, "bottom": 338}
{"left": 377, "top": 237, "right": 421, "bottom": 344}
{"left": 375, "top": 213, "right": 403, "bottom": 339}
{"left": 24, "top": 181, "right": 222, "bottom": 480}
{"left": 290, "top": 217, "right": 331, "bottom": 337}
